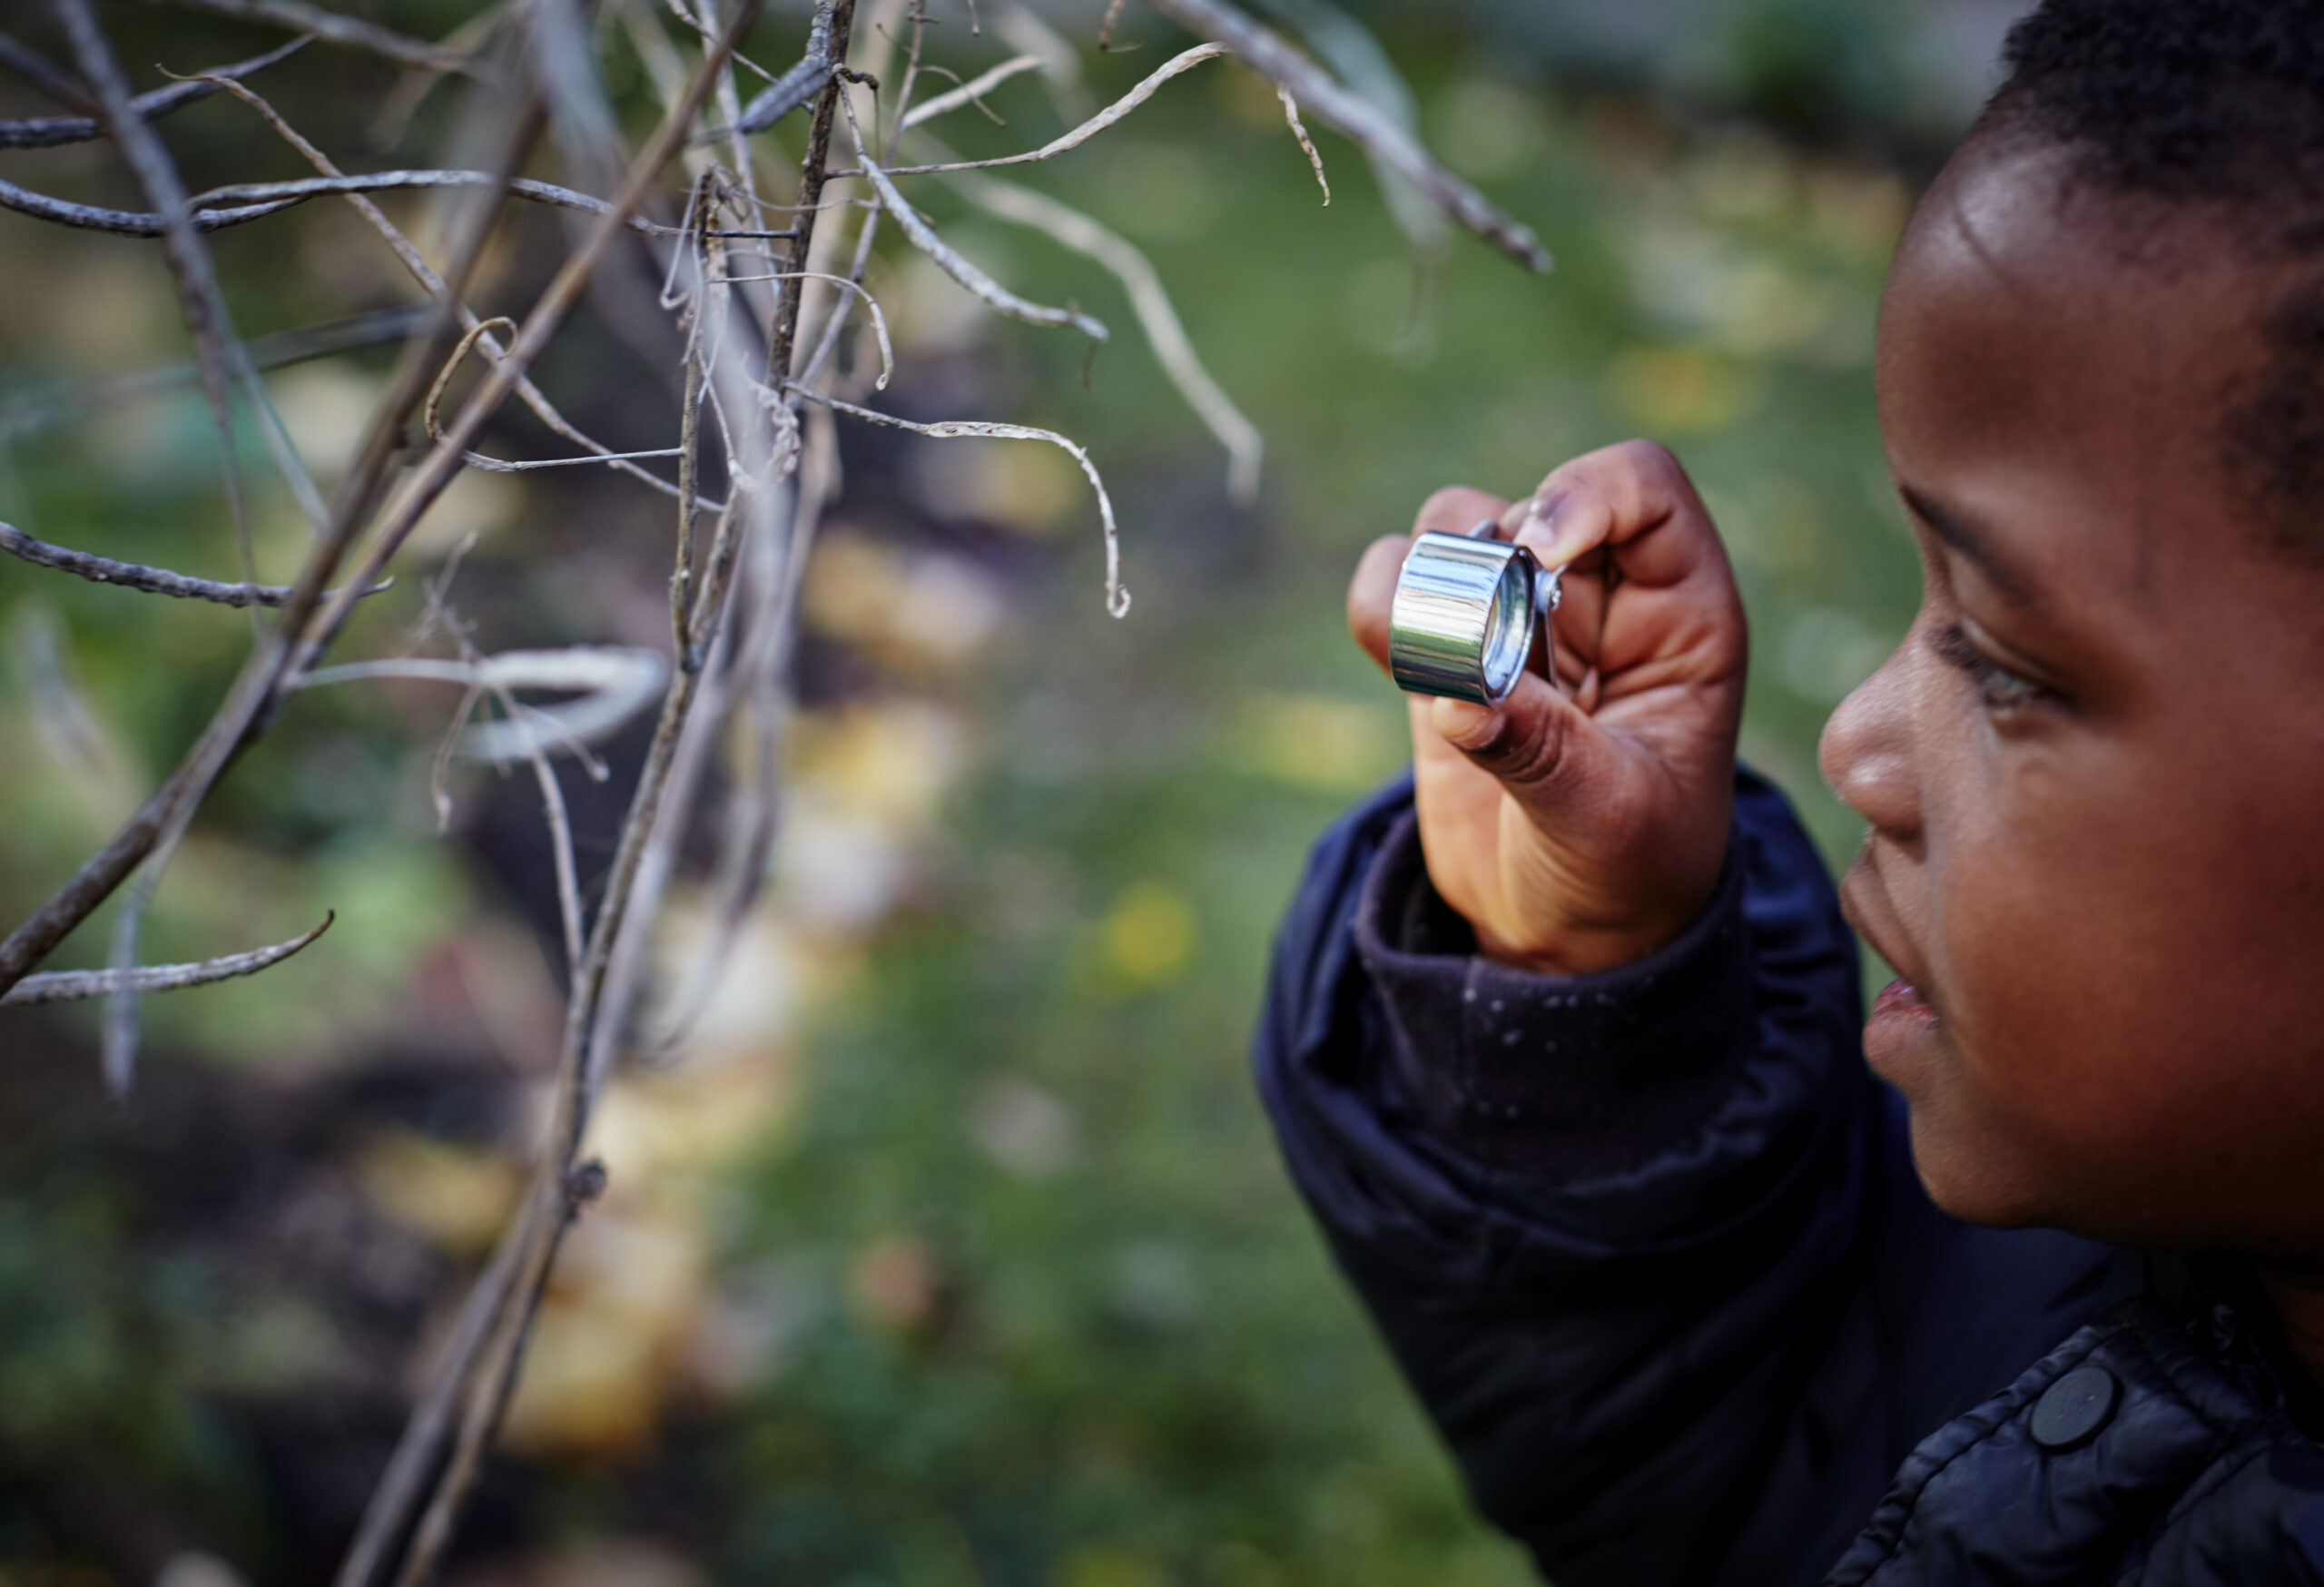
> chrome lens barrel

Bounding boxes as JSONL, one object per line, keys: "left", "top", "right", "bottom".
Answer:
{"left": 1387, "top": 529, "right": 1544, "bottom": 705}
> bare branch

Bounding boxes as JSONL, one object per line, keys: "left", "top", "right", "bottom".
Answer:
{"left": 422, "top": 316, "right": 687, "bottom": 473}
{"left": 0, "top": 175, "right": 300, "bottom": 236}
{"left": 723, "top": 271, "right": 893, "bottom": 389}
{"left": 52, "top": 0, "right": 329, "bottom": 1089}
{"left": 0, "top": 915, "right": 333, "bottom": 1007}
{"left": 0, "top": 36, "right": 306, "bottom": 150}
{"left": 796, "top": 386, "right": 1130, "bottom": 616}
{"left": 0, "top": 305, "right": 428, "bottom": 443}
{"left": 0, "top": 78, "right": 536, "bottom": 1109}
{"left": 855, "top": 131, "right": 1108, "bottom": 343}
{"left": 186, "top": 171, "right": 705, "bottom": 236}
{"left": 0, "top": 168, "right": 728, "bottom": 242}
{"left": 196, "top": 77, "right": 727, "bottom": 511}
{"left": 55, "top": 0, "right": 330, "bottom": 548}
{"left": 1278, "top": 86, "right": 1329, "bottom": 203}
{"left": 949, "top": 169, "right": 1259, "bottom": 503}
{"left": 898, "top": 51, "right": 1039, "bottom": 127}
{"left": 298, "top": 647, "right": 672, "bottom": 763}
{"left": 0, "top": 523, "right": 389, "bottom": 608}
{"left": 837, "top": 41, "right": 1227, "bottom": 176}
{"left": 991, "top": 3, "right": 1089, "bottom": 118}
{"left": 328, "top": 15, "right": 778, "bottom": 1571}
{"left": 1098, "top": 0, "right": 1135, "bottom": 51}
{"left": 700, "top": 0, "right": 836, "bottom": 137}
{"left": 0, "top": 28, "right": 94, "bottom": 112}
{"left": 155, "top": 0, "right": 485, "bottom": 77}
{"left": 1136, "top": 0, "right": 1551, "bottom": 271}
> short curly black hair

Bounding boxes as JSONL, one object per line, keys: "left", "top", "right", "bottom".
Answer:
{"left": 1981, "top": 0, "right": 2324, "bottom": 561}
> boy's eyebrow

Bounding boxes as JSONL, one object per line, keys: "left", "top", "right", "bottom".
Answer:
{"left": 1897, "top": 483, "right": 2040, "bottom": 606}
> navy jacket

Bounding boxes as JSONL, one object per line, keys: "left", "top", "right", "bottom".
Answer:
{"left": 1256, "top": 771, "right": 2324, "bottom": 1584}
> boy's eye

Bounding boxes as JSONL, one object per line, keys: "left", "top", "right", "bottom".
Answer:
{"left": 1931, "top": 624, "right": 2057, "bottom": 714}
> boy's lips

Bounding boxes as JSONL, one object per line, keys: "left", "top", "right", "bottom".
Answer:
{"left": 1872, "top": 977, "right": 1935, "bottom": 1023}
{"left": 1837, "top": 847, "right": 1944, "bottom": 1057}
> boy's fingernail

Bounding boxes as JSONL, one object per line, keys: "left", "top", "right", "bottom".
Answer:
{"left": 1515, "top": 492, "right": 1570, "bottom": 557}
{"left": 1432, "top": 696, "right": 1496, "bottom": 744}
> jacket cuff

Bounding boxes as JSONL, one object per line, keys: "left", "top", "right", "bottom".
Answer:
{"left": 1353, "top": 809, "right": 1754, "bottom": 1178}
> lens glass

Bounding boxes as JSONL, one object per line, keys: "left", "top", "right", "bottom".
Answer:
{"left": 1479, "top": 557, "right": 1531, "bottom": 701}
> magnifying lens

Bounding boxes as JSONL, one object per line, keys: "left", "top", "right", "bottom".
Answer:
{"left": 1387, "top": 518, "right": 1565, "bottom": 705}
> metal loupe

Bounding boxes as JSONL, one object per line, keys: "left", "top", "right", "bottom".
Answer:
{"left": 1388, "top": 519, "right": 1564, "bottom": 705}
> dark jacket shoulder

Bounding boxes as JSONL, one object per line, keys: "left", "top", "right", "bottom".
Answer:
{"left": 1256, "top": 771, "right": 2324, "bottom": 1585}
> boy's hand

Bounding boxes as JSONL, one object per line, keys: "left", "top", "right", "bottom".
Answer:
{"left": 1348, "top": 441, "right": 1748, "bottom": 976}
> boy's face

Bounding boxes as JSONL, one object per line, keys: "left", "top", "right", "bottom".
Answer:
{"left": 1822, "top": 143, "right": 2324, "bottom": 1257}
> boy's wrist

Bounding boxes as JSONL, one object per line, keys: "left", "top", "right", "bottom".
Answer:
{"left": 1356, "top": 805, "right": 1757, "bottom": 1178}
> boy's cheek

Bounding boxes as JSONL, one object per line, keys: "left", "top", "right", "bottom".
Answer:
{"left": 1887, "top": 1029, "right": 2058, "bottom": 1228}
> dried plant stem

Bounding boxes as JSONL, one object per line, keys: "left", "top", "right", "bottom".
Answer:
{"left": 52, "top": 0, "right": 319, "bottom": 1089}
{"left": 159, "top": 0, "right": 485, "bottom": 77}
{"left": 1278, "top": 87, "right": 1329, "bottom": 202}
{"left": 839, "top": 41, "right": 1227, "bottom": 176}
{"left": 0, "top": 166, "right": 709, "bottom": 238}
{"left": 1098, "top": 0, "right": 1134, "bottom": 50}
{"left": 0, "top": 306, "right": 428, "bottom": 442}
{"left": 0, "top": 28, "right": 96, "bottom": 112}
{"left": 0, "top": 68, "right": 545, "bottom": 1010}
{"left": 199, "top": 75, "right": 723, "bottom": 509}
{"left": 298, "top": 649, "right": 671, "bottom": 763}
{"left": 900, "top": 52, "right": 1041, "bottom": 127}
{"left": 795, "top": 386, "right": 1130, "bottom": 616}
{"left": 853, "top": 113, "right": 1107, "bottom": 342}
{"left": 0, "top": 36, "right": 305, "bottom": 150}
{"left": 948, "top": 167, "right": 1260, "bottom": 502}
{"left": 0, "top": 176, "right": 300, "bottom": 235}
{"left": 0, "top": 524, "right": 389, "bottom": 608}
{"left": 0, "top": 915, "right": 333, "bottom": 1006}
{"left": 332, "top": 9, "right": 782, "bottom": 1579}
{"left": 1136, "top": 0, "right": 1551, "bottom": 271}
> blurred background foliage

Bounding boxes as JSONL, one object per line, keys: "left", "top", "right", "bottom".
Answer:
{"left": 0, "top": 0, "right": 2022, "bottom": 1582}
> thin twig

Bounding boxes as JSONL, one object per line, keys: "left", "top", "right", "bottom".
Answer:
{"left": 1, "top": 915, "right": 333, "bottom": 1006}
{"left": 0, "top": 305, "right": 430, "bottom": 442}
{"left": 854, "top": 129, "right": 1107, "bottom": 343}
{"left": 1278, "top": 86, "right": 1328, "bottom": 203}
{"left": 0, "top": 167, "right": 710, "bottom": 240}
{"left": 182, "top": 171, "right": 705, "bottom": 236}
{"left": 0, "top": 68, "right": 541, "bottom": 1048}
{"left": 0, "top": 524, "right": 390, "bottom": 608}
{"left": 53, "top": 0, "right": 312, "bottom": 1091}
{"left": 1136, "top": 0, "right": 1551, "bottom": 271}
{"left": 796, "top": 385, "right": 1129, "bottom": 616}
{"left": 722, "top": 271, "right": 893, "bottom": 388}
{"left": 834, "top": 41, "right": 1226, "bottom": 176}
{"left": 948, "top": 168, "right": 1258, "bottom": 502}
{"left": 1097, "top": 0, "right": 1136, "bottom": 50}
{"left": 155, "top": 0, "right": 485, "bottom": 77}
{"left": 421, "top": 315, "right": 687, "bottom": 473}
{"left": 700, "top": 0, "right": 835, "bottom": 137}
{"left": 332, "top": 12, "right": 773, "bottom": 1578}
{"left": 0, "top": 176, "right": 301, "bottom": 236}
{"left": 898, "top": 51, "right": 1039, "bottom": 127}
{"left": 196, "top": 76, "right": 727, "bottom": 510}
{"left": 298, "top": 648, "right": 671, "bottom": 763}
{"left": 0, "top": 29, "right": 94, "bottom": 112}
{"left": 0, "top": 36, "right": 306, "bottom": 150}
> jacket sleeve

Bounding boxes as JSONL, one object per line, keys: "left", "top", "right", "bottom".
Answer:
{"left": 1252, "top": 768, "right": 2116, "bottom": 1587}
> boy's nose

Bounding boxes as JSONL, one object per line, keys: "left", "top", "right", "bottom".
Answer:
{"left": 1819, "top": 643, "right": 1921, "bottom": 841}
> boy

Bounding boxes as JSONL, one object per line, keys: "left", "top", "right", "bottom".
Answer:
{"left": 1256, "top": 2, "right": 2324, "bottom": 1582}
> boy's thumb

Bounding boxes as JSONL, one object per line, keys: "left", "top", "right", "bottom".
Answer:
{"left": 1427, "top": 674, "right": 1591, "bottom": 808}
